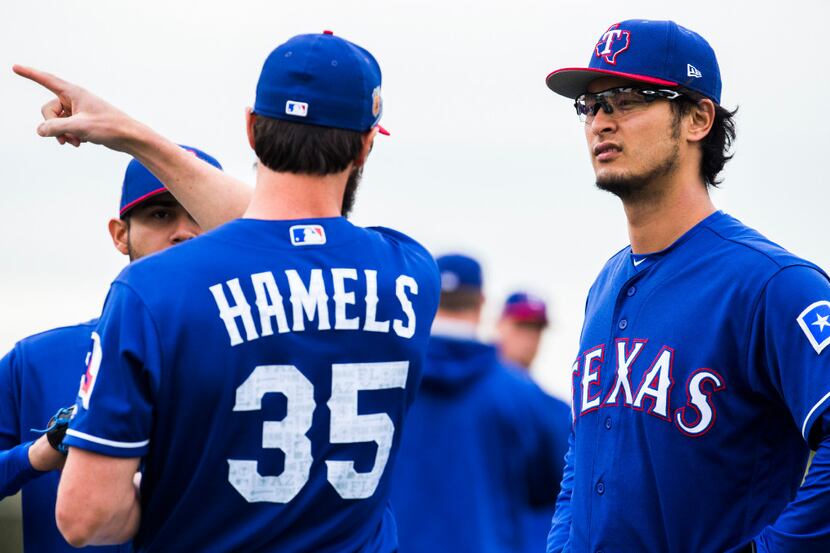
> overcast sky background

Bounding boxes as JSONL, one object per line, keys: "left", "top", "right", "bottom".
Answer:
{"left": 0, "top": 0, "right": 827, "bottom": 401}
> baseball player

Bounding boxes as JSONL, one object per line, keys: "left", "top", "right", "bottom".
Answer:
{"left": 18, "top": 32, "right": 440, "bottom": 551}
{"left": 497, "top": 291, "right": 550, "bottom": 370}
{"left": 545, "top": 19, "right": 830, "bottom": 552}
{"left": 390, "top": 254, "right": 571, "bottom": 553}
{"left": 494, "top": 291, "right": 570, "bottom": 548}
{"left": 0, "top": 146, "right": 221, "bottom": 552}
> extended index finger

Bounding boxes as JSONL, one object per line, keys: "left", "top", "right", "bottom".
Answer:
{"left": 12, "top": 64, "right": 71, "bottom": 95}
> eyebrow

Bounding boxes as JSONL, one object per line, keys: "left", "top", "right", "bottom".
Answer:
{"left": 134, "top": 196, "right": 181, "bottom": 211}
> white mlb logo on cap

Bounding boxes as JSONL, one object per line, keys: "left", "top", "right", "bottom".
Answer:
{"left": 285, "top": 100, "right": 309, "bottom": 117}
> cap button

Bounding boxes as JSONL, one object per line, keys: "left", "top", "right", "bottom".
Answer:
{"left": 323, "top": 30, "right": 334, "bottom": 35}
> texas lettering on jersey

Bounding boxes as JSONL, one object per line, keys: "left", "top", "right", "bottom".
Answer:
{"left": 573, "top": 338, "right": 726, "bottom": 437}
{"left": 209, "top": 268, "right": 419, "bottom": 346}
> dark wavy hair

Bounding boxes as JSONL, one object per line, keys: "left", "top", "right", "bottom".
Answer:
{"left": 252, "top": 115, "right": 368, "bottom": 215}
{"left": 253, "top": 116, "right": 365, "bottom": 175}
{"left": 671, "top": 94, "right": 738, "bottom": 187}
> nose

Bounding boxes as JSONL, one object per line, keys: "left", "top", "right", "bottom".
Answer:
{"left": 589, "top": 106, "right": 616, "bottom": 136}
{"left": 170, "top": 217, "right": 200, "bottom": 244}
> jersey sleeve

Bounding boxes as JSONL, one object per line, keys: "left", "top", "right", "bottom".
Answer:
{"left": 0, "top": 347, "right": 43, "bottom": 497}
{"left": 748, "top": 265, "right": 830, "bottom": 446}
{"left": 547, "top": 430, "right": 575, "bottom": 553}
{"left": 64, "top": 283, "right": 161, "bottom": 458}
{"left": 0, "top": 347, "right": 21, "bottom": 450}
{"left": 754, "top": 409, "right": 830, "bottom": 552}
{"left": 525, "top": 390, "right": 572, "bottom": 507}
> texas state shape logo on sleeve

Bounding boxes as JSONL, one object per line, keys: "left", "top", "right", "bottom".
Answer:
{"left": 797, "top": 301, "right": 830, "bottom": 354}
{"left": 78, "top": 331, "right": 102, "bottom": 409}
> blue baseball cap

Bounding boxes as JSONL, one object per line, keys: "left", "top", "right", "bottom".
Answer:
{"left": 436, "top": 254, "right": 483, "bottom": 292}
{"left": 119, "top": 145, "right": 222, "bottom": 218}
{"left": 253, "top": 31, "right": 389, "bottom": 136}
{"left": 502, "top": 292, "right": 549, "bottom": 326}
{"left": 546, "top": 20, "right": 722, "bottom": 104}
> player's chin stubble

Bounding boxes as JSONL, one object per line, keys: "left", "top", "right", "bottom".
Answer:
{"left": 595, "top": 141, "right": 680, "bottom": 202}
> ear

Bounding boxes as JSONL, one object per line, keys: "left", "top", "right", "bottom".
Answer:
{"left": 355, "top": 127, "right": 379, "bottom": 167}
{"left": 245, "top": 108, "right": 256, "bottom": 150}
{"left": 108, "top": 218, "right": 130, "bottom": 256}
{"left": 686, "top": 99, "right": 716, "bottom": 144}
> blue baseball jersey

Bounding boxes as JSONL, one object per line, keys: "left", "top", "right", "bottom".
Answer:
{"left": 64, "top": 217, "right": 440, "bottom": 552}
{"left": 550, "top": 210, "right": 830, "bottom": 553}
{"left": 391, "top": 334, "right": 571, "bottom": 553}
{"left": 0, "top": 321, "right": 129, "bottom": 552}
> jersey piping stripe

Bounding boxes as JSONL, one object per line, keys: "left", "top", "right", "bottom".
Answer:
{"left": 802, "top": 390, "right": 830, "bottom": 440}
{"left": 66, "top": 429, "right": 150, "bottom": 449}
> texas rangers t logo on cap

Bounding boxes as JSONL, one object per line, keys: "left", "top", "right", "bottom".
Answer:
{"left": 595, "top": 23, "right": 631, "bottom": 65}
{"left": 797, "top": 300, "right": 830, "bottom": 354}
{"left": 290, "top": 224, "right": 326, "bottom": 246}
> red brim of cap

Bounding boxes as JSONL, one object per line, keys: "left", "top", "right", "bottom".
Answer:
{"left": 119, "top": 187, "right": 168, "bottom": 218}
{"left": 545, "top": 67, "right": 678, "bottom": 99}
{"left": 505, "top": 313, "right": 549, "bottom": 327}
{"left": 503, "top": 305, "right": 548, "bottom": 326}
{"left": 376, "top": 124, "right": 390, "bottom": 136}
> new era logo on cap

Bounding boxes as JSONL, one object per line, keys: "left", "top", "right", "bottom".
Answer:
{"left": 285, "top": 100, "right": 309, "bottom": 117}
{"left": 290, "top": 224, "right": 326, "bottom": 246}
{"left": 687, "top": 64, "right": 702, "bottom": 78}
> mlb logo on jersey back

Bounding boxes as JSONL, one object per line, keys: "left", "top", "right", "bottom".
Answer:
{"left": 290, "top": 224, "right": 327, "bottom": 246}
{"left": 285, "top": 100, "right": 308, "bottom": 117}
{"left": 797, "top": 300, "right": 830, "bottom": 354}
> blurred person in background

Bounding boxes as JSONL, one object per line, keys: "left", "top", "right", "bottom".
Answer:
{"left": 391, "top": 254, "right": 571, "bottom": 553}
{"left": 497, "top": 291, "right": 550, "bottom": 371}
{"left": 0, "top": 147, "right": 221, "bottom": 552}
{"left": 496, "top": 291, "right": 572, "bottom": 550}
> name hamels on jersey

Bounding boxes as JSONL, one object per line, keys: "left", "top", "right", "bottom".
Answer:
{"left": 209, "top": 267, "right": 419, "bottom": 346}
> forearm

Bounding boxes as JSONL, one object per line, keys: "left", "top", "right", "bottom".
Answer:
{"left": 15, "top": 65, "right": 253, "bottom": 228}
{"left": 120, "top": 121, "right": 252, "bottom": 230}
{"left": 0, "top": 441, "right": 43, "bottom": 498}
{"left": 86, "top": 489, "right": 140, "bottom": 546}
{"left": 754, "top": 437, "right": 830, "bottom": 552}
{"left": 58, "top": 482, "right": 140, "bottom": 547}
{"left": 56, "top": 448, "right": 141, "bottom": 546}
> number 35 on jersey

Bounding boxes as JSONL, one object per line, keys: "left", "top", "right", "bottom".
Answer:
{"left": 228, "top": 360, "right": 409, "bottom": 503}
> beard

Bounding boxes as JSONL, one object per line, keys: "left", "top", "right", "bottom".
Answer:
{"left": 595, "top": 129, "right": 681, "bottom": 202}
{"left": 341, "top": 165, "right": 363, "bottom": 217}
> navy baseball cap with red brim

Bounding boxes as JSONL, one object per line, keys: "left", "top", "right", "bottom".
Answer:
{"left": 502, "top": 292, "right": 549, "bottom": 327}
{"left": 254, "top": 31, "right": 390, "bottom": 136}
{"left": 119, "top": 145, "right": 222, "bottom": 218}
{"left": 546, "top": 19, "right": 722, "bottom": 104}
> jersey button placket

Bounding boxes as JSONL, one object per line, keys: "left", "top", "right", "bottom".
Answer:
{"left": 596, "top": 481, "right": 605, "bottom": 495}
